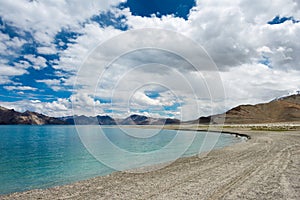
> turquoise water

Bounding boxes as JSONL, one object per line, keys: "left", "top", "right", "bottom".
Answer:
{"left": 0, "top": 125, "right": 244, "bottom": 194}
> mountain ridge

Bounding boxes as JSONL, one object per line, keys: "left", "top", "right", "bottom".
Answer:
{"left": 0, "top": 107, "right": 67, "bottom": 125}
{"left": 0, "top": 94, "right": 299, "bottom": 125}
{"left": 209, "top": 94, "right": 300, "bottom": 124}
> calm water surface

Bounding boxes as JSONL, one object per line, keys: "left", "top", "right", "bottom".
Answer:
{"left": 0, "top": 125, "right": 244, "bottom": 194}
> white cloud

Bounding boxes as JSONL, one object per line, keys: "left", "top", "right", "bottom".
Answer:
{"left": 0, "top": 76, "right": 12, "bottom": 85}
{"left": 121, "top": 0, "right": 300, "bottom": 71}
{"left": 220, "top": 63, "right": 300, "bottom": 108}
{"left": 0, "top": 65, "right": 27, "bottom": 76}
{"left": 35, "top": 79, "right": 64, "bottom": 91}
{"left": 13, "top": 60, "right": 31, "bottom": 69}
{"left": 56, "top": 23, "right": 122, "bottom": 73}
{"left": 70, "top": 93, "right": 104, "bottom": 116}
{"left": 37, "top": 46, "right": 57, "bottom": 55}
{"left": 0, "top": 32, "right": 26, "bottom": 52}
{"left": 4, "top": 85, "right": 38, "bottom": 91}
{"left": 24, "top": 54, "right": 48, "bottom": 70}
{"left": 36, "top": 79, "right": 61, "bottom": 85}
{"left": 0, "top": 0, "right": 299, "bottom": 120}
{"left": 257, "top": 46, "right": 273, "bottom": 54}
{"left": 0, "top": 98, "right": 72, "bottom": 117}
{"left": 0, "top": 0, "right": 125, "bottom": 44}
{"left": 0, "top": 0, "right": 126, "bottom": 84}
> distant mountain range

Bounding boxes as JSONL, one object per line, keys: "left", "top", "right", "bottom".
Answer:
{"left": 0, "top": 106, "right": 67, "bottom": 125}
{"left": 0, "top": 94, "right": 299, "bottom": 125}
{"left": 0, "top": 106, "right": 180, "bottom": 125}
{"left": 59, "top": 114, "right": 180, "bottom": 125}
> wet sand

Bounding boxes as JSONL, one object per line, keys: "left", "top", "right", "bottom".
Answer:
{"left": 1, "top": 126, "right": 300, "bottom": 199}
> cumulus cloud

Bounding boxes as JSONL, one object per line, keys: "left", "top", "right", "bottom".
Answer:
{"left": 0, "top": 0, "right": 125, "bottom": 44}
{"left": 121, "top": 0, "right": 300, "bottom": 71}
{"left": 56, "top": 23, "right": 122, "bottom": 73}
{"left": 23, "top": 54, "right": 48, "bottom": 70}
{"left": 0, "top": 0, "right": 299, "bottom": 120}
{"left": 0, "top": 32, "right": 28, "bottom": 82}
{"left": 0, "top": 98, "right": 72, "bottom": 117}
{"left": 220, "top": 63, "right": 300, "bottom": 106}
{"left": 0, "top": 0, "right": 125, "bottom": 85}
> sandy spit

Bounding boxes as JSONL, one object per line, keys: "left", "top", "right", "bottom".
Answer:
{"left": 1, "top": 127, "right": 300, "bottom": 200}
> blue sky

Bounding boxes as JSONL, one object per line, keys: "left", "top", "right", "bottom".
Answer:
{"left": 121, "top": 0, "right": 195, "bottom": 19}
{"left": 268, "top": 15, "right": 300, "bottom": 24}
{"left": 0, "top": 0, "right": 299, "bottom": 119}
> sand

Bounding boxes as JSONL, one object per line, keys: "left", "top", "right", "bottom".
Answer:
{"left": 1, "top": 126, "right": 300, "bottom": 200}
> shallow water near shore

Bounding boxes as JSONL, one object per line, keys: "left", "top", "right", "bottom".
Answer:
{"left": 0, "top": 125, "right": 244, "bottom": 194}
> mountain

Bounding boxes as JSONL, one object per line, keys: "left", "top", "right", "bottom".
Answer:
{"left": 59, "top": 114, "right": 180, "bottom": 125}
{"left": 182, "top": 116, "right": 212, "bottom": 125}
{"left": 119, "top": 114, "right": 180, "bottom": 125}
{"left": 0, "top": 107, "right": 67, "bottom": 125}
{"left": 97, "top": 116, "right": 117, "bottom": 125}
{"left": 208, "top": 94, "right": 300, "bottom": 124}
{"left": 120, "top": 114, "right": 149, "bottom": 125}
{"left": 59, "top": 115, "right": 97, "bottom": 125}
{"left": 1, "top": 94, "right": 299, "bottom": 125}
{"left": 60, "top": 115, "right": 116, "bottom": 125}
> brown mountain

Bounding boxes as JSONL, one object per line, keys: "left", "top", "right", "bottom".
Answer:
{"left": 1, "top": 94, "right": 299, "bottom": 125}
{"left": 210, "top": 94, "right": 300, "bottom": 124}
{"left": 0, "top": 106, "right": 67, "bottom": 125}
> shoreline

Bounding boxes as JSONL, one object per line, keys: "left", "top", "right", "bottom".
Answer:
{"left": 119, "top": 124, "right": 252, "bottom": 139}
{"left": 167, "top": 128, "right": 251, "bottom": 139}
{"left": 1, "top": 125, "right": 300, "bottom": 199}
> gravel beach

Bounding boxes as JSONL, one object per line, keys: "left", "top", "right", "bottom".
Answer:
{"left": 1, "top": 127, "right": 300, "bottom": 200}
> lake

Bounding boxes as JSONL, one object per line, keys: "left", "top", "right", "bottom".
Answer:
{"left": 0, "top": 125, "right": 244, "bottom": 194}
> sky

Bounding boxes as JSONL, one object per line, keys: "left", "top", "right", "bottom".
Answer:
{"left": 0, "top": 0, "right": 299, "bottom": 120}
